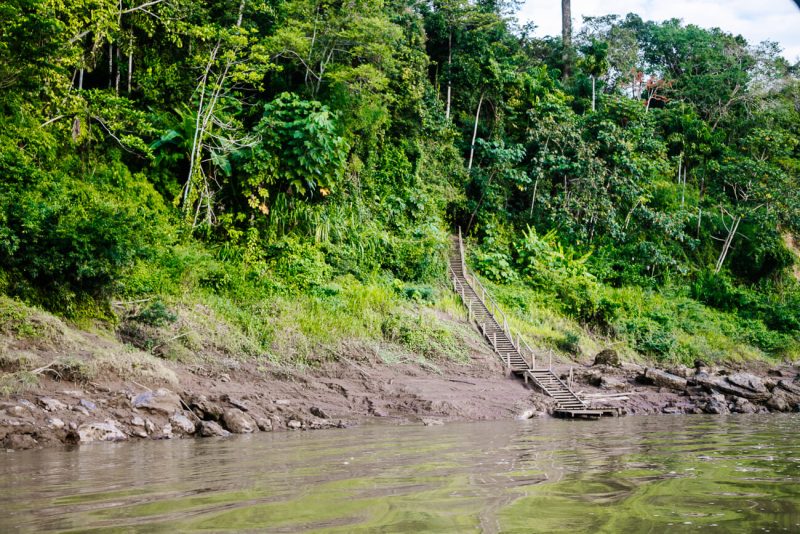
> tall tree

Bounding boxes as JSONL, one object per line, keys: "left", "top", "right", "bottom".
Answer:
{"left": 561, "top": 0, "right": 571, "bottom": 79}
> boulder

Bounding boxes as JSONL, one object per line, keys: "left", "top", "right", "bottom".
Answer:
{"left": 694, "top": 375, "right": 770, "bottom": 401}
{"left": 644, "top": 368, "right": 687, "bottom": 391}
{"left": 132, "top": 389, "right": 182, "bottom": 415}
{"left": 3, "top": 434, "right": 38, "bottom": 449}
{"left": 38, "top": 397, "right": 67, "bottom": 412}
{"left": 703, "top": 394, "right": 730, "bottom": 415}
{"left": 47, "top": 418, "right": 65, "bottom": 430}
{"left": 600, "top": 376, "right": 628, "bottom": 390}
{"left": 287, "top": 419, "right": 303, "bottom": 429}
{"left": 79, "top": 399, "right": 97, "bottom": 412}
{"left": 199, "top": 421, "right": 230, "bottom": 437}
{"left": 726, "top": 373, "right": 767, "bottom": 394}
{"left": 777, "top": 380, "right": 800, "bottom": 396}
{"left": 222, "top": 408, "right": 257, "bottom": 434}
{"left": 169, "top": 413, "right": 196, "bottom": 434}
{"left": 732, "top": 397, "right": 757, "bottom": 414}
{"left": 78, "top": 421, "right": 127, "bottom": 443}
{"left": 310, "top": 406, "right": 330, "bottom": 419}
{"left": 767, "top": 390, "right": 791, "bottom": 412}
{"left": 593, "top": 349, "right": 620, "bottom": 367}
{"left": 255, "top": 416, "right": 273, "bottom": 432}
{"left": 188, "top": 395, "right": 224, "bottom": 421}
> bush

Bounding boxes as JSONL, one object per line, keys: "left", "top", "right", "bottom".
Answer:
{"left": 0, "top": 163, "right": 169, "bottom": 312}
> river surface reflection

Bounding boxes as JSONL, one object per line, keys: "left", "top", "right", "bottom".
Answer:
{"left": 1, "top": 414, "right": 798, "bottom": 532}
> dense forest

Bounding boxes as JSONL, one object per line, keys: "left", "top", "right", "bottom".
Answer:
{"left": 1, "top": 0, "right": 799, "bottom": 370}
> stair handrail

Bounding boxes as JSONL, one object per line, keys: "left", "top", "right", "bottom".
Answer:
{"left": 455, "top": 229, "right": 549, "bottom": 370}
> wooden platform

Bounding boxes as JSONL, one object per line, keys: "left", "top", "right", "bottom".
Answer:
{"left": 553, "top": 408, "right": 620, "bottom": 419}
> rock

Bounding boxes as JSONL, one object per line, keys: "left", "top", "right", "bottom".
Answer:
{"left": 694, "top": 375, "right": 770, "bottom": 401}
{"left": 170, "top": 413, "right": 196, "bottom": 434}
{"left": 222, "top": 408, "right": 257, "bottom": 434}
{"left": 703, "top": 394, "right": 730, "bottom": 415}
{"left": 777, "top": 380, "right": 800, "bottom": 396}
{"left": 275, "top": 399, "right": 292, "bottom": 406}
{"left": 732, "top": 397, "right": 757, "bottom": 414}
{"left": 145, "top": 419, "right": 156, "bottom": 434}
{"left": 38, "top": 397, "right": 67, "bottom": 412}
{"left": 189, "top": 395, "right": 224, "bottom": 421}
{"left": 225, "top": 397, "right": 250, "bottom": 412}
{"left": 2, "top": 405, "right": 30, "bottom": 418}
{"left": 72, "top": 405, "right": 91, "bottom": 416}
{"left": 644, "top": 369, "right": 687, "bottom": 391}
{"left": 310, "top": 406, "right": 330, "bottom": 419}
{"left": 726, "top": 373, "right": 767, "bottom": 394}
{"left": 79, "top": 399, "right": 97, "bottom": 412}
{"left": 287, "top": 419, "right": 302, "bottom": 429}
{"left": 219, "top": 373, "right": 231, "bottom": 383}
{"left": 584, "top": 371, "right": 603, "bottom": 387}
{"left": 47, "top": 418, "right": 65, "bottom": 429}
{"left": 668, "top": 366, "right": 693, "bottom": 379}
{"left": 421, "top": 417, "right": 444, "bottom": 426}
{"left": 131, "top": 416, "right": 146, "bottom": 428}
{"left": 767, "top": 390, "right": 791, "bottom": 412}
{"left": 199, "top": 421, "right": 230, "bottom": 437}
{"left": 600, "top": 376, "right": 628, "bottom": 390}
{"left": 255, "top": 416, "right": 273, "bottom": 432}
{"left": 160, "top": 424, "right": 173, "bottom": 439}
{"left": 3, "top": 434, "right": 38, "bottom": 449}
{"left": 130, "top": 427, "right": 148, "bottom": 438}
{"left": 694, "top": 359, "right": 709, "bottom": 371}
{"left": 61, "top": 389, "right": 84, "bottom": 398}
{"left": 516, "top": 409, "right": 542, "bottom": 420}
{"left": 78, "top": 421, "right": 127, "bottom": 443}
{"left": 18, "top": 399, "right": 37, "bottom": 412}
{"left": 132, "top": 389, "right": 182, "bottom": 415}
{"left": 593, "top": 349, "right": 620, "bottom": 367}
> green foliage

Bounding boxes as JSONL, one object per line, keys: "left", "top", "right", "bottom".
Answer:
{"left": 133, "top": 300, "right": 177, "bottom": 327}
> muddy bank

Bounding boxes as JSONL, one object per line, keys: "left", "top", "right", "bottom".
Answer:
{"left": 2, "top": 342, "right": 799, "bottom": 450}
{"left": 0, "top": 338, "right": 544, "bottom": 450}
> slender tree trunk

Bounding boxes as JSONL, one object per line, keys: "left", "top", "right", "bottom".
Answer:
{"left": 467, "top": 92, "right": 484, "bottom": 171}
{"left": 529, "top": 177, "right": 539, "bottom": 217}
{"left": 715, "top": 216, "right": 741, "bottom": 273}
{"left": 127, "top": 36, "right": 133, "bottom": 92}
{"left": 115, "top": 46, "right": 121, "bottom": 94}
{"left": 78, "top": 68, "right": 84, "bottom": 89}
{"left": 445, "top": 31, "right": 452, "bottom": 121}
{"left": 109, "top": 44, "right": 114, "bottom": 88}
{"left": 591, "top": 75, "right": 596, "bottom": 111}
{"left": 561, "top": 0, "right": 571, "bottom": 80}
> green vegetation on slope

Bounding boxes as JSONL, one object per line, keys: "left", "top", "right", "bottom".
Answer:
{"left": 0, "top": 1, "right": 798, "bottom": 376}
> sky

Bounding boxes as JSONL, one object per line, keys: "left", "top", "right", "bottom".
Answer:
{"left": 518, "top": 0, "right": 800, "bottom": 62}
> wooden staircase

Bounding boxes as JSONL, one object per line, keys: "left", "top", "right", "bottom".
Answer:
{"left": 448, "top": 231, "right": 592, "bottom": 415}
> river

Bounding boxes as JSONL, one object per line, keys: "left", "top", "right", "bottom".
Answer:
{"left": 1, "top": 414, "right": 798, "bottom": 532}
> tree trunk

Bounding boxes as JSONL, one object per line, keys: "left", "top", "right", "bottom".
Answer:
{"left": 467, "top": 92, "right": 484, "bottom": 171}
{"left": 715, "top": 215, "right": 741, "bottom": 274}
{"left": 445, "top": 31, "right": 452, "bottom": 121}
{"left": 127, "top": 36, "right": 133, "bottom": 92}
{"left": 561, "top": 0, "right": 571, "bottom": 80}
{"left": 109, "top": 44, "right": 114, "bottom": 88}
{"left": 591, "top": 75, "right": 595, "bottom": 111}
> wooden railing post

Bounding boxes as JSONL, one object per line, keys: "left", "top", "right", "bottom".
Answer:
{"left": 548, "top": 349, "right": 552, "bottom": 370}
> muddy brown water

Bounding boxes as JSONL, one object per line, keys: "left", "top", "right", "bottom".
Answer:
{"left": 1, "top": 415, "right": 798, "bottom": 533}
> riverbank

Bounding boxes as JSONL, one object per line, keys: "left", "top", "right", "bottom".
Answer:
{"left": 3, "top": 337, "right": 799, "bottom": 452}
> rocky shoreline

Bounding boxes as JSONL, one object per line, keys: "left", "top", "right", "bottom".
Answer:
{"left": 562, "top": 353, "right": 800, "bottom": 417}
{"left": 1, "top": 349, "right": 798, "bottom": 451}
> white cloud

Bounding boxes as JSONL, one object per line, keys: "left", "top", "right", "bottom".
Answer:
{"left": 517, "top": 0, "right": 800, "bottom": 61}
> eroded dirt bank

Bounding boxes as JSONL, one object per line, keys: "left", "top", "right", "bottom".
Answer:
{"left": 2, "top": 317, "right": 799, "bottom": 451}
{"left": 3, "top": 353, "right": 799, "bottom": 451}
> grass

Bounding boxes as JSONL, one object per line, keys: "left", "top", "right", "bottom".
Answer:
{"left": 470, "top": 272, "right": 779, "bottom": 367}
